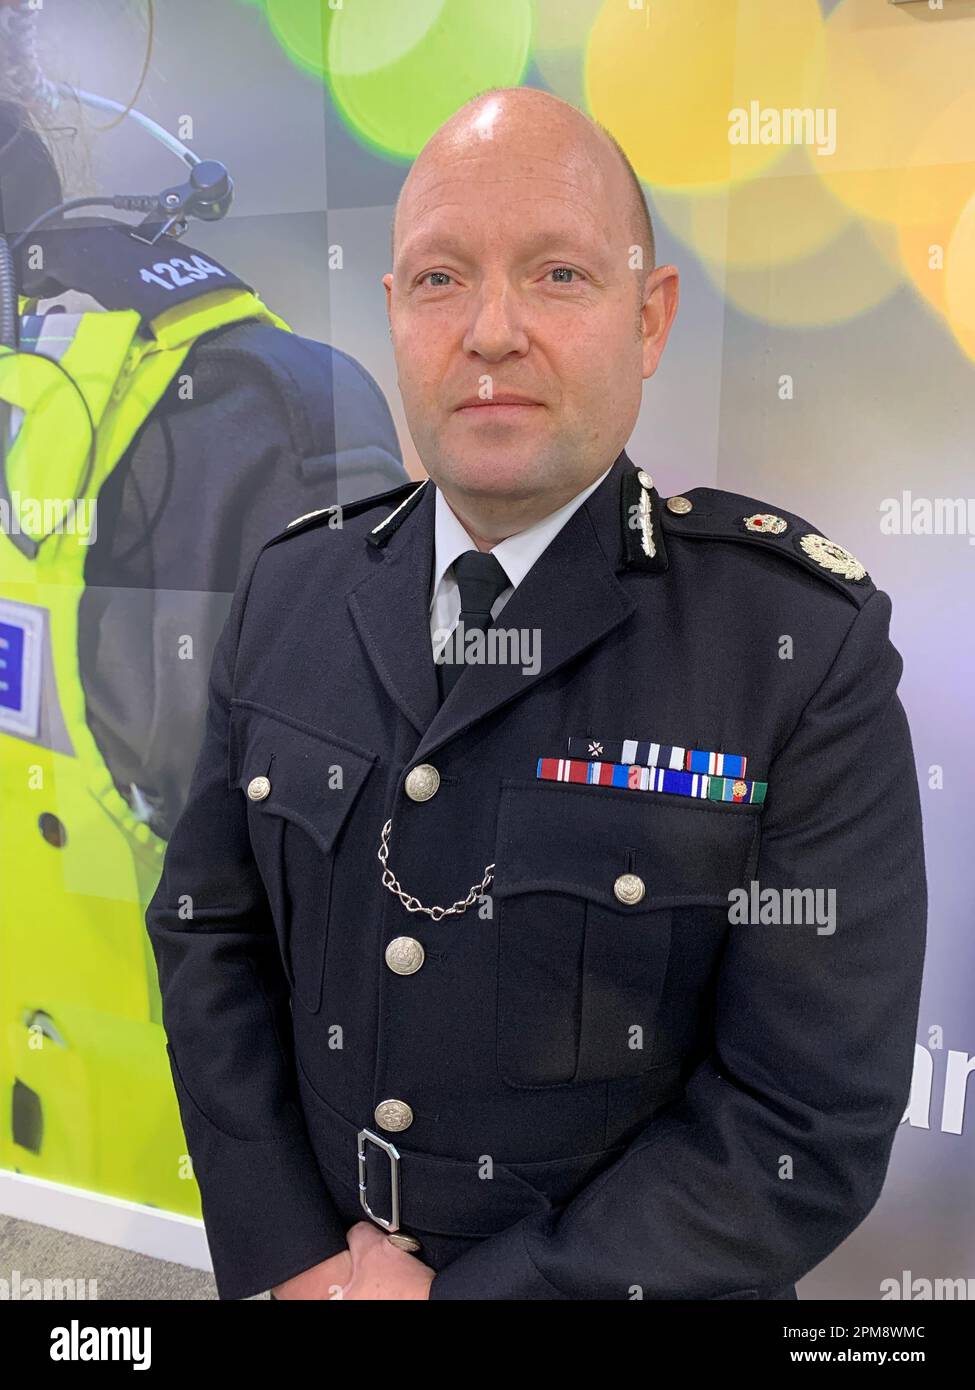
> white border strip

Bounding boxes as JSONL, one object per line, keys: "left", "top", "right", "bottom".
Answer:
{"left": 369, "top": 478, "right": 428, "bottom": 534}
{"left": 0, "top": 1170, "right": 213, "bottom": 1273}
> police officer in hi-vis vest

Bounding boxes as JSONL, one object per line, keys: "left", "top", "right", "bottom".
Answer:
{"left": 0, "top": 51, "right": 404, "bottom": 1213}
{"left": 146, "top": 87, "right": 927, "bottom": 1301}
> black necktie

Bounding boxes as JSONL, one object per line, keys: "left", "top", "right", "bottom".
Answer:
{"left": 436, "top": 549, "right": 510, "bottom": 702}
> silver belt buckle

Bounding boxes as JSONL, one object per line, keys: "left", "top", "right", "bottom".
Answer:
{"left": 356, "top": 1127, "right": 401, "bottom": 1232}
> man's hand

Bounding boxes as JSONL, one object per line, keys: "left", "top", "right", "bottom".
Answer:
{"left": 338, "top": 1221, "right": 435, "bottom": 1300}
{"left": 271, "top": 1247, "right": 353, "bottom": 1299}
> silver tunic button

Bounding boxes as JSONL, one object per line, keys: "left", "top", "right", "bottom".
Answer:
{"left": 404, "top": 764, "right": 440, "bottom": 801}
{"left": 386, "top": 1233, "right": 423, "bottom": 1253}
{"left": 375, "top": 1099, "right": 413, "bottom": 1132}
{"left": 246, "top": 775, "right": 271, "bottom": 802}
{"left": 613, "top": 873, "right": 646, "bottom": 905}
{"left": 666, "top": 495, "right": 693, "bottom": 515}
{"left": 637, "top": 469, "right": 654, "bottom": 489}
{"left": 385, "top": 937, "right": 425, "bottom": 975}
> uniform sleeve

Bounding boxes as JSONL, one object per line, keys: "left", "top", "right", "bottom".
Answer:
{"left": 428, "top": 588, "right": 928, "bottom": 1300}
{"left": 144, "top": 545, "right": 349, "bottom": 1300}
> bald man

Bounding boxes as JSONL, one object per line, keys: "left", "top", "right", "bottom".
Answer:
{"left": 146, "top": 88, "right": 926, "bottom": 1301}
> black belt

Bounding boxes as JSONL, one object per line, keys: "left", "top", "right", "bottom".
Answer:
{"left": 295, "top": 1054, "right": 627, "bottom": 1240}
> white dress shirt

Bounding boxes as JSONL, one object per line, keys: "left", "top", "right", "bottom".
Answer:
{"left": 429, "top": 462, "right": 614, "bottom": 660}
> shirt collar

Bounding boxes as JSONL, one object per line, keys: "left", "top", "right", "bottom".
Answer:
{"left": 429, "top": 461, "right": 615, "bottom": 607}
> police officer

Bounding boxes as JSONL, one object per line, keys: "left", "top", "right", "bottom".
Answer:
{"left": 145, "top": 88, "right": 927, "bottom": 1301}
{"left": 0, "top": 71, "right": 405, "bottom": 1208}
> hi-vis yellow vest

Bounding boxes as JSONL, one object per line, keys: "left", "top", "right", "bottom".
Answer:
{"left": 0, "top": 285, "right": 288, "bottom": 1214}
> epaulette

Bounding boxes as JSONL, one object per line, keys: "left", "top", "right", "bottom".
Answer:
{"left": 261, "top": 477, "right": 428, "bottom": 551}
{"left": 15, "top": 219, "right": 253, "bottom": 330}
{"left": 654, "top": 483, "right": 877, "bottom": 608}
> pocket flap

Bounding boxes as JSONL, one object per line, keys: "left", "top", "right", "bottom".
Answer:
{"left": 492, "top": 777, "right": 760, "bottom": 911}
{"left": 229, "top": 699, "right": 377, "bottom": 855}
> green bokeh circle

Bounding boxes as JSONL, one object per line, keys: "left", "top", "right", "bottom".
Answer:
{"left": 327, "top": 0, "right": 534, "bottom": 159}
{"left": 263, "top": 0, "right": 331, "bottom": 79}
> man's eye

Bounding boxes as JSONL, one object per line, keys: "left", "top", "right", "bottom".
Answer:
{"left": 549, "top": 267, "right": 582, "bottom": 283}
{"left": 418, "top": 272, "right": 452, "bottom": 288}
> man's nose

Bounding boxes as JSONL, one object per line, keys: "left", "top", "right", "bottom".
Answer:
{"left": 462, "top": 282, "right": 529, "bottom": 360}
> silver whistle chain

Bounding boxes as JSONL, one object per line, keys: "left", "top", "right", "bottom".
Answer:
{"left": 377, "top": 817, "right": 494, "bottom": 921}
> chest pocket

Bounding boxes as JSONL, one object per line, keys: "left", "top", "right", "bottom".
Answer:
{"left": 228, "top": 699, "right": 377, "bottom": 1013}
{"left": 491, "top": 778, "right": 761, "bottom": 1089}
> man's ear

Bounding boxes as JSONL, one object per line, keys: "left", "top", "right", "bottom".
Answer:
{"left": 382, "top": 271, "right": 393, "bottom": 323}
{"left": 641, "top": 264, "right": 680, "bottom": 381}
